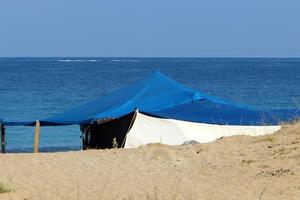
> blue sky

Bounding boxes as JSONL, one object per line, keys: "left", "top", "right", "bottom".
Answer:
{"left": 0, "top": 0, "right": 299, "bottom": 57}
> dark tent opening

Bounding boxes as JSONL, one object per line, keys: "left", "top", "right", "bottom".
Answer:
{"left": 81, "top": 112, "right": 136, "bottom": 149}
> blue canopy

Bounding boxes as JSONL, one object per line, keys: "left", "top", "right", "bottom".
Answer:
{"left": 147, "top": 100, "right": 299, "bottom": 125}
{"left": 3, "top": 71, "right": 299, "bottom": 126}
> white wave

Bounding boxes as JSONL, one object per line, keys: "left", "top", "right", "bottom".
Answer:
{"left": 58, "top": 59, "right": 101, "bottom": 62}
{"left": 58, "top": 59, "right": 72, "bottom": 62}
{"left": 111, "top": 59, "right": 141, "bottom": 62}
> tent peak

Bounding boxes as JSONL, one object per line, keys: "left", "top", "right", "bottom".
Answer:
{"left": 148, "top": 70, "right": 169, "bottom": 79}
{"left": 146, "top": 71, "right": 185, "bottom": 87}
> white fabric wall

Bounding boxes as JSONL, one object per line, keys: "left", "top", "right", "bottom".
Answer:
{"left": 124, "top": 112, "right": 282, "bottom": 148}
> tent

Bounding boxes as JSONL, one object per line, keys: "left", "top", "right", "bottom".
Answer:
{"left": 2, "top": 71, "right": 299, "bottom": 150}
{"left": 124, "top": 111, "right": 282, "bottom": 148}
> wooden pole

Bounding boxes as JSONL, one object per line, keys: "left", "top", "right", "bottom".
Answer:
{"left": 34, "top": 120, "right": 40, "bottom": 153}
{"left": 1, "top": 124, "right": 5, "bottom": 153}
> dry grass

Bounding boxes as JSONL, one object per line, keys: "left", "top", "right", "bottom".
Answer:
{"left": 0, "top": 182, "right": 12, "bottom": 194}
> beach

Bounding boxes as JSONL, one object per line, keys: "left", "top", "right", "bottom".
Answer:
{"left": 0, "top": 121, "right": 299, "bottom": 200}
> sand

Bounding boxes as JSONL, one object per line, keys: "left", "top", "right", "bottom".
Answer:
{"left": 0, "top": 122, "right": 300, "bottom": 200}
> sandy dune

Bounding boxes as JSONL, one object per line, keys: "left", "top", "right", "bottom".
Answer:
{"left": 0, "top": 122, "right": 300, "bottom": 200}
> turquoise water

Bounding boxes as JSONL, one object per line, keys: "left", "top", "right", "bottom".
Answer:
{"left": 0, "top": 58, "right": 300, "bottom": 152}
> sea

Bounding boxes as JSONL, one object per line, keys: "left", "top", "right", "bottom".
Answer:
{"left": 0, "top": 57, "right": 300, "bottom": 152}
